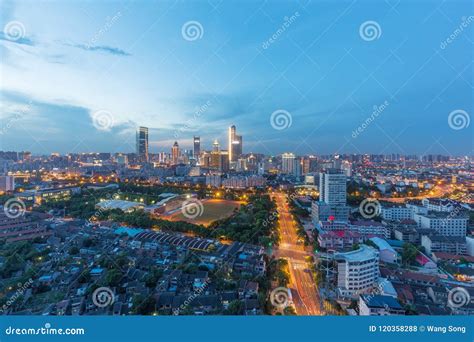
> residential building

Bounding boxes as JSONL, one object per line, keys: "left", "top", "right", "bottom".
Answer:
{"left": 335, "top": 245, "right": 379, "bottom": 298}
{"left": 414, "top": 212, "right": 468, "bottom": 237}
{"left": 281, "top": 153, "right": 296, "bottom": 175}
{"left": 422, "top": 198, "right": 455, "bottom": 212}
{"left": 369, "top": 237, "right": 399, "bottom": 264}
{"left": 421, "top": 235, "right": 467, "bottom": 255}
{"left": 358, "top": 294, "right": 404, "bottom": 316}
{"left": 319, "top": 169, "right": 347, "bottom": 205}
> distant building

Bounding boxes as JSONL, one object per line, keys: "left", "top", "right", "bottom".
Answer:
{"left": 0, "top": 212, "right": 51, "bottom": 242}
{"left": 350, "top": 221, "right": 390, "bottom": 239}
{"left": 115, "top": 154, "right": 128, "bottom": 166}
{"left": 206, "top": 174, "right": 222, "bottom": 188}
{"left": 96, "top": 200, "right": 145, "bottom": 213}
{"left": 381, "top": 204, "right": 412, "bottom": 221}
{"left": 319, "top": 169, "right": 346, "bottom": 206}
{"left": 16, "top": 186, "right": 81, "bottom": 206}
{"left": 228, "top": 125, "right": 242, "bottom": 164}
{"left": 193, "top": 136, "right": 201, "bottom": 160}
{"left": 413, "top": 212, "right": 468, "bottom": 237}
{"left": 281, "top": 153, "right": 296, "bottom": 175}
{"left": 421, "top": 235, "right": 467, "bottom": 255}
{"left": 0, "top": 175, "right": 15, "bottom": 192}
{"left": 422, "top": 198, "right": 455, "bottom": 212}
{"left": 222, "top": 175, "right": 266, "bottom": 189}
{"left": 136, "top": 126, "right": 149, "bottom": 162}
{"left": 171, "top": 141, "right": 180, "bottom": 165}
{"left": 312, "top": 201, "right": 350, "bottom": 223}
{"left": 467, "top": 236, "right": 474, "bottom": 257}
{"left": 317, "top": 230, "right": 363, "bottom": 251}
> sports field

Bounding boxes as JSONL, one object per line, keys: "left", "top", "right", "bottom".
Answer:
{"left": 167, "top": 199, "right": 241, "bottom": 226}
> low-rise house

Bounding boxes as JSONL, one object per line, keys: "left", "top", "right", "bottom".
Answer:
{"left": 358, "top": 294, "right": 404, "bottom": 315}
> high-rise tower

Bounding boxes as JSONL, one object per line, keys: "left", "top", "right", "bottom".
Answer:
{"left": 136, "top": 126, "right": 149, "bottom": 162}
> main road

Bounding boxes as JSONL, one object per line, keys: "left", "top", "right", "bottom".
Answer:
{"left": 271, "top": 191, "right": 323, "bottom": 315}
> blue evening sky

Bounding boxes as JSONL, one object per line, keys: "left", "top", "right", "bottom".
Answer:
{"left": 0, "top": 0, "right": 472, "bottom": 156}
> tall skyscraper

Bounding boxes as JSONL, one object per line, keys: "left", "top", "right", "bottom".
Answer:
{"left": 312, "top": 168, "right": 350, "bottom": 223}
{"left": 319, "top": 168, "right": 347, "bottom": 205}
{"left": 211, "top": 139, "right": 221, "bottom": 169}
{"left": 171, "top": 141, "right": 180, "bottom": 165}
{"left": 281, "top": 153, "right": 296, "bottom": 174}
{"left": 136, "top": 126, "right": 149, "bottom": 162}
{"left": 193, "top": 136, "right": 201, "bottom": 160}
{"left": 228, "top": 125, "right": 242, "bottom": 163}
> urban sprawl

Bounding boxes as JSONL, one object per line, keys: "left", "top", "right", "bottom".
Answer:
{"left": 0, "top": 125, "right": 473, "bottom": 316}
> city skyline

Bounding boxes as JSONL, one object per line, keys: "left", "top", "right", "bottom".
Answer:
{"left": 1, "top": 0, "right": 472, "bottom": 156}
{"left": 1, "top": 0, "right": 474, "bottom": 331}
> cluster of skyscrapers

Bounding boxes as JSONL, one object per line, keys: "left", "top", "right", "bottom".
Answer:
{"left": 135, "top": 125, "right": 244, "bottom": 172}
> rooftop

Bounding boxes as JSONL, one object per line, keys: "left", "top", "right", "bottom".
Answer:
{"left": 360, "top": 294, "right": 403, "bottom": 309}
{"left": 335, "top": 245, "right": 378, "bottom": 262}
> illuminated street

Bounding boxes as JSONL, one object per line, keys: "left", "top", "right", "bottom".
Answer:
{"left": 272, "top": 192, "right": 322, "bottom": 316}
